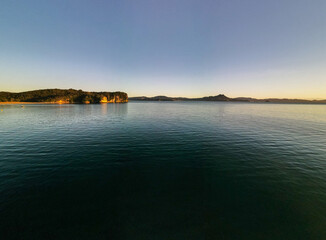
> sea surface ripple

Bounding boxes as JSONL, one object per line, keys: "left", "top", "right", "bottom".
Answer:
{"left": 0, "top": 102, "right": 326, "bottom": 239}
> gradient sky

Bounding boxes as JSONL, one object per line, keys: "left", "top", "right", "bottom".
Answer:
{"left": 0, "top": 0, "right": 325, "bottom": 98}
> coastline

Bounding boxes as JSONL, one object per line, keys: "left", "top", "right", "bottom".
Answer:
{"left": 0, "top": 102, "right": 128, "bottom": 105}
{"left": 1, "top": 101, "right": 325, "bottom": 105}
{"left": 0, "top": 102, "right": 67, "bottom": 105}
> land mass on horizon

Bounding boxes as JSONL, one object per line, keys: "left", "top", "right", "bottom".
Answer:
{"left": 0, "top": 89, "right": 128, "bottom": 104}
{"left": 1, "top": 89, "right": 325, "bottom": 104}
{"left": 129, "top": 95, "right": 326, "bottom": 104}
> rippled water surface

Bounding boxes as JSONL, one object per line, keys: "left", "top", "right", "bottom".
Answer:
{"left": 1, "top": 102, "right": 326, "bottom": 239}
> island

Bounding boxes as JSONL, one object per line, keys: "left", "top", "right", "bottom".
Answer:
{"left": 0, "top": 89, "right": 128, "bottom": 104}
{"left": 129, "top": 94, "right": 326, "bottom": 104}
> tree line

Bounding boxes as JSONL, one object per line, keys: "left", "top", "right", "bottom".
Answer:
{"left": 0, "top": 89, "right": 128, "bottom": 103}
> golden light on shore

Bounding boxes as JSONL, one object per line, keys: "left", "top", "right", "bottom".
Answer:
{"left": 100, "top": 97, "right": 108, "bottom": 103}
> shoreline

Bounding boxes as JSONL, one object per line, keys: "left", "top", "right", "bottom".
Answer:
{"left": 1, "top": 100, "right": 325, "bottom": 105}
{"left": 0, "top": 102, "right": 66, "bottom": 105}
{"left": 0, "top": 102, "right": 128, "bottom": 105}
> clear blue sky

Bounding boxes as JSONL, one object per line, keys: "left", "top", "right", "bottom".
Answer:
{"left": 0, "top": 0, "right": 325, "bottom": 98}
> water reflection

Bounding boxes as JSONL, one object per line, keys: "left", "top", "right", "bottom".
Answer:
{"left": 101, "top": 103, "right": 108, "bottom": 115}
{"left": 105, "top": 103, "right": 128, "bottom": 116}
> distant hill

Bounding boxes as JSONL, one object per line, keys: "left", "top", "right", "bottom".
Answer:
{"left": 194, "top": 94, "right": 230, "bottom": 101}
{"left": 129, "top": 95, "right": 326, "bottom": 104}
{"left": 0, "top": 89, "right": 128, "bottom": 103}
{"left": 129, "top": 94, "right": 231, "bottom": 102}
{"left": 129, "top": 96, "right": 188, "bottom": 101}
{"left": 232, "top": 97, "right": 326, "bottom": 104}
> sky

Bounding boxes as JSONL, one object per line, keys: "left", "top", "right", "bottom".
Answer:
{"left": 0, "top": 0, "right": 325, "bottom": 98}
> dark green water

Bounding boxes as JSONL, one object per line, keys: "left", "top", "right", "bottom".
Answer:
{"left": 1, "top": 102, "right": 326, "bottom": 239}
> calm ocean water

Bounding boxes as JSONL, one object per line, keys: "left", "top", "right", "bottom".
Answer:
{"left": 0, "top": 102, "right": 326, "bottom": 239}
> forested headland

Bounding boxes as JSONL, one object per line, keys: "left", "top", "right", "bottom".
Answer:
{"left": 0, "top": 89, "right": 128, "bottom": 103}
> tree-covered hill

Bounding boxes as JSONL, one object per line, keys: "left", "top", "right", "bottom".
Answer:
{"left": 129, "top": 94, "right": 326, "bottom": 104}
{"left": 0, "top": 89, "right": 128, "bottom": 103}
